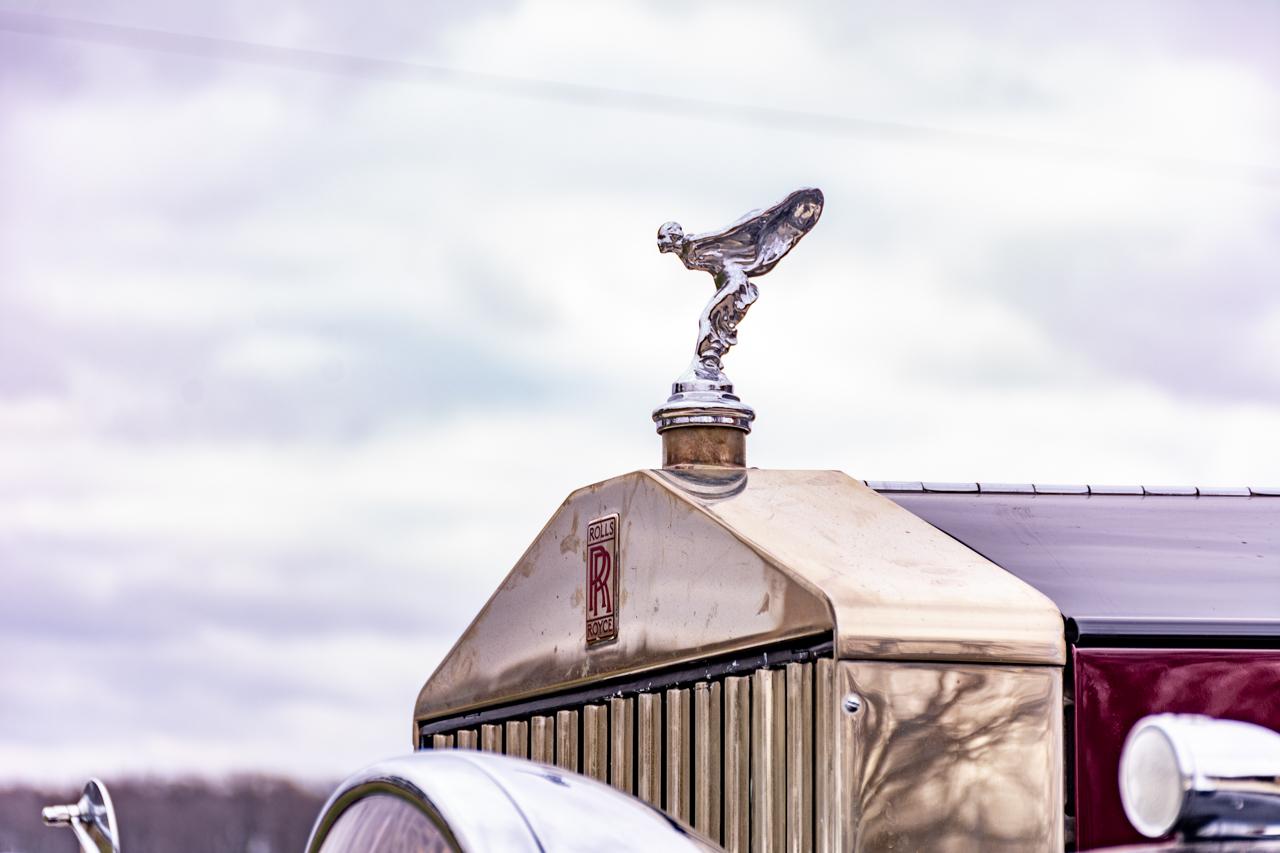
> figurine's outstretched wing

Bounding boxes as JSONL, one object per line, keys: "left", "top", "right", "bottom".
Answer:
{"left": 682, "top": 188, "right": 824, "bottom": 277}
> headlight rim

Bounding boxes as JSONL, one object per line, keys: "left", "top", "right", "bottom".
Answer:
{"left": 1119, "top": 715, "right": 1196, "bottom": 839}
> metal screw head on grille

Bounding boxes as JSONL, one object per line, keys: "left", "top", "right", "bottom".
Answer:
{"left": 842, "top": 693, "right": 863, "bottom": 714}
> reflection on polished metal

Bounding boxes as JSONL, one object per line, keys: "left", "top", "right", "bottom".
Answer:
{"left": 315, "top": 794, "right": 452, "bottom": 853}
{"left": 308, "top": 752, "right": 721, "bottom": 853}
{"left": 724, "top": 676, "right": 752, "bottom": 853}
{"left": 752, "top": 668, "right": 786, "bottom": 852}
{"left": 837, "top": 661, "right": 1063, "bottom": 852}
{"left": 785, "top": 662, "right": 813, "bottom": 853}
{"left": 655, "top": 464, "right": 749, "bottom": 499}
{"left": 456, "top": 729, "right": 478, "bottom": 750}
{"left": 41, "top": 779, "right": 120, "bottom": 853}
{"left": 1120, "top": 714, "right": 1280, "bottom": 839}
{"left": 666, "top": 687, "right": 692, "bottom": 822}
{"left": 480, "top": 724, "right": 502, "bottom": 753}
{"left": 530, "top": 715, "right": 554, "bottom": 764}
{"left": 583, "top": 704, "right": 608, "bottom": 782}
{"left": 610, "top": 696, "right": 635, "bottom": 794}
{"left": 653, "top": 188, "right": 824, "bottom": 436}
{"left": 431, "top": 733, "right": 454, "bottom": 749}
{"left": 415, "top": 470, "right": 1063, "bottom": 726}
{"left": 504, "top": 720, "right": 529, "bottom": 759}
{"left": 554, "top": 709, "right": 579, "bottom": 772}
{"left": 814, "top": 659, "right": 837, "bottom": 853}
{"left": 420, "top": 652, "right": 1065, "bottom": 852}
{"left": 662, "top": 425, "right": 747, "bottom": 468}
{"left": 414, "top": 467, "right": 1068, "bottom": 851}
{"left": 637, "top": 693, "right": 662, "bottom": 806}
{"left": 693, "top": 681, "right": 722, "bottom": 843}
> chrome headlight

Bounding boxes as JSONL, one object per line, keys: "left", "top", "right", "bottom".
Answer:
{"left": 308, "top": 751, "right": 720, "bottom": 853}
{"left": 1119, "top": 714, "right": 1280, "bottom": 840}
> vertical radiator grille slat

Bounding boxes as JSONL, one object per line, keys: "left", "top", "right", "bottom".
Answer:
{"left": 421, "top": 659, "right": 825, "bottom": 853}
{"left": 480, "top": 723, "right": 503, "bottom": 753}
{"left": 530, "top": 714, "right": 554, "bottom": 764}
{"left": 505, "top": 720, "right": 529, "bottom": 758}
{"left": 610, "top": 696, "right": 635, "bottom": 794}
{"left": 752, "top": 668, "right": 786, "bottom": 853}
{"left": 814, "top": 658, "right": 836, "bottom": 853}
{"left": 724, "top": 674, "right": 752, "bottom": 853}
{"left": 785, "top": 662, "right": 813, "bottom": 853}
{"left": 637, "top": 692, "right": 662, "bottom": 806}
{"left": 665, "top": 687, "right": 692, "bottom": 822}
{"left": 555, "top": 709, "right": 579, "bottom": 772}
{"left": 693, "top": 680, "right": 722, "bottom": 844}
{"left": 583, "top": 704, "right": 609, "bottom": 782}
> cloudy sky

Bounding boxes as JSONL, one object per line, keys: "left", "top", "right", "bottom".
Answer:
{"left": 2, "top": 1, "right": 1278, "bottom": 783}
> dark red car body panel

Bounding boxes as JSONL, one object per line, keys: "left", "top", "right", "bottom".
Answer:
{"left": 1073, "top": 648, "right": 1280, "bottom": 851}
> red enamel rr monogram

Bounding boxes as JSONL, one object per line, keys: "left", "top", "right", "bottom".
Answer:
{"left": 585, "top": 513, "right": 619, "bottom": 645}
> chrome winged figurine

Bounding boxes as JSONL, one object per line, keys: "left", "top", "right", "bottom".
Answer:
{"left": 653, "top": 187, "right": 823, "bottom": 434}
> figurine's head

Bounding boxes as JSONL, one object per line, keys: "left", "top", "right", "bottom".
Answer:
{"left": 656, "top": 221, "right": 685, "bottom": 254}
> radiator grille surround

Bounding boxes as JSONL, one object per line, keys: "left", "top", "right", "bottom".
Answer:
{"left": 421, "top": 658, "right": 834, "bottom": 853}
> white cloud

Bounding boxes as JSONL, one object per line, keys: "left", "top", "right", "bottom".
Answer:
{"left": 214, "top": 331, "right": 355, "bottom": 380}
{"left": 1, "top": 0, "right": 1278, "bottom": 786}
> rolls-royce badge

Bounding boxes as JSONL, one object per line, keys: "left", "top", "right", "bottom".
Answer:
{"left": 585, "top": 513, "right": 619, "bottom": 645}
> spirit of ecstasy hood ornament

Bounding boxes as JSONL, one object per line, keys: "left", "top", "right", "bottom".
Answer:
{"left": 653, "top": 187, "right": 824, "bottom": 434}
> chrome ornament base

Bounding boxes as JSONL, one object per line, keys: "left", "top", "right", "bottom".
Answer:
{"left": 653, "top": 369, "right": 755, "bottom": 433}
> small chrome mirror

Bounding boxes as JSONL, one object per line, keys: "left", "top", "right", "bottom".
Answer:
{"left": 1119, "top": 714, "right": 1280, "bottom": 840}
{"left": 42, "top": 778, "right": 121, "bottom": 853}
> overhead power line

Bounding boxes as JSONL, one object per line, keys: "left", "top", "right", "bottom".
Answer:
{"left": 2, "top": 9, "right": 1278, "bottom": 190}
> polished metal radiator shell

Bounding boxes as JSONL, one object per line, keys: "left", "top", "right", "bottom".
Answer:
{"left": 423, "top": 655, "right": 1064, "bottom": 852}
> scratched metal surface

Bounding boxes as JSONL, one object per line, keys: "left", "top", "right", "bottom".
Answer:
{"left": 415, "top": 469, "right": 1063, "bottom": 723}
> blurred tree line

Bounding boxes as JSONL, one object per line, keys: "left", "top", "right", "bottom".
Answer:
{"left": 0, "top": 776, "right": 330, "bottom": 853}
